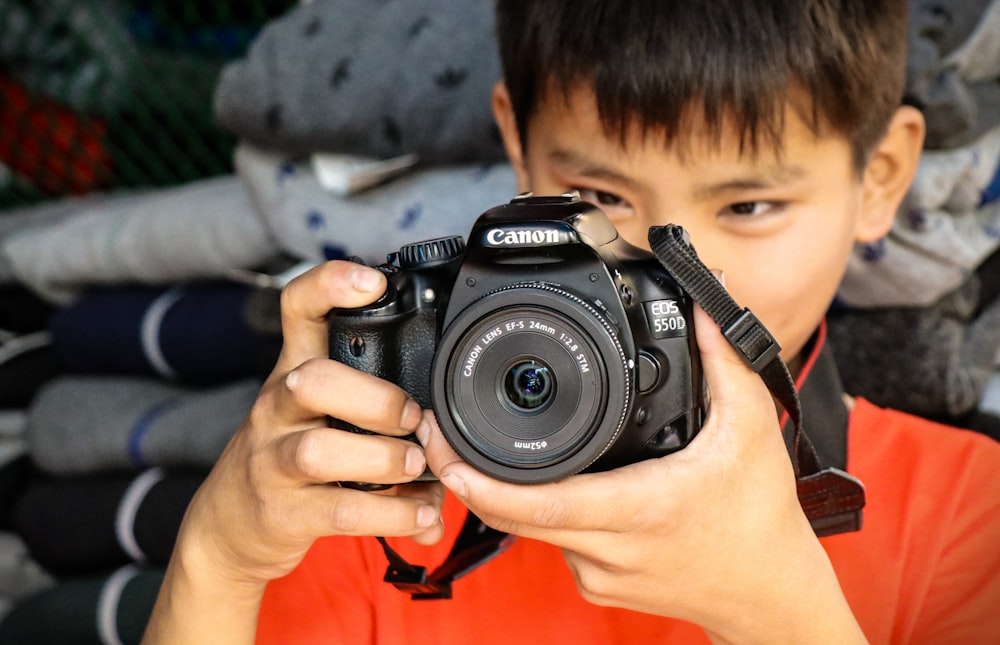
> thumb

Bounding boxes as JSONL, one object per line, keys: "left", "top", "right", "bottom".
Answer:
{"left": 692, "top": 303, "right": 777, "bottom": 429}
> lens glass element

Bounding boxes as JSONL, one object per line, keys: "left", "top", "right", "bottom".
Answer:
{"left": 504, "top": 359, "right": 554, "bottom": 411}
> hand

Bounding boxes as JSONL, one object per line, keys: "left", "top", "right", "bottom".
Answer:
{"left": 420, "top": 305, "right": 865, "bottom": 644}
{"left": 147, "top": 260, "right": 449, "bottom": 643}
{"left": 168, "top": 260, "right": 445, "bottom": 590}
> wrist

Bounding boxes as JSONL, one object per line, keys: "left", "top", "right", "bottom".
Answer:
{"left": 173, "top": 533, "right": 271, "bottom": 604}
{"left": 143, "top": 538, "right": 267, "bottom": 645}
{"left": 703, "top": 521, "right": 867, "bottom": 644}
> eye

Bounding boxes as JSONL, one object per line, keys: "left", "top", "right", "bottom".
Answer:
{"left": 583, "top": 189, "right": 626, "bottom": 207}
{"left": 720, "top": 201, "right": 783, "bottom": 217}
{"left": 575, "top": 188, "right": 634, "bottom": 217}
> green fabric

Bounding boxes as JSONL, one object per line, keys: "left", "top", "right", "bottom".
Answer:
{"left": 0, "top": 0, "right": 296, "bottom": 208}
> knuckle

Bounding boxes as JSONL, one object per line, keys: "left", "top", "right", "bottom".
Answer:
{"left": 245, "top": 444, "right": 275, "bottom": 491}
{"left": 279, "top": 262, "right": 343, "bottom": 321}
{"left": 291, "top": 356, "right": 326, "bottom": 387}
{"left": 360, "top": 390, "right": 392, "bottom": 422}
{"left": 356, "top": 384, "right": 409, "bottom": 433}
{"left": 568, "top": 562, "right": 614, "bottom": 606}
{"left": 530, "top": 499, "right": 573, "bottom": 529}
{"left": 376, "top": 441, "right": 408, "bottom": 476}
{"left": 246, "top": 385, "right": 279, "bottom": 436}
{"left": 328, "top": 495, "right": 364, "bottom": 534}
{"left": 283, "top": 358, "right": 335, "bottom": 410}
{"left": 291, "top": 430, "right": 328, "bottom": 479}
{"left": 279, "top": 275, "right": 308, "bottom": 321}
{"left": 352, "top": 435, "right": 401, "bottom": 479}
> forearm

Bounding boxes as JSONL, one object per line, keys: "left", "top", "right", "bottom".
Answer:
{"left": 142, "top": 542, "right": 266, "bottom": 645}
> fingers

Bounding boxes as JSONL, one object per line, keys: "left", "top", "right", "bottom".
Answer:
{"left": 283, "top": 482, "right": 445, "bottom": 540}
{"left": 274, "top": 356, "right": 421, "bottom": 435}
{"left": 441, "top": 461, "right": 651, "bottom": 539}
{"left": 274, "top": 426, "right": 426, "bottom": 486}
{"left": 263, "top": 423, "right": 446, "bottom": 539}
{"left": 420, "top": 412, "right": 646, "bottom": 539}
{"left": 265, "top": 260, "right": 420, "bottom": 434}
{"left": 276, "top": 260, "right": 387, "bottom": 373}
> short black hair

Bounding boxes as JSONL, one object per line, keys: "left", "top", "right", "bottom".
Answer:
{"left": 494, "top": 0, "right": 909, "bottom": 170}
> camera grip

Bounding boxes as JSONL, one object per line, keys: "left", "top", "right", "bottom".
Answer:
{"left": 329, "top": 309, "right": 437, "bottom": 406}
{"left": 329, "top": 309, "right": 438, "bottom": 489}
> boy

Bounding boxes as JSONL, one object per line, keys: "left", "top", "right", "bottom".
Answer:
{"left": 143, "top": 1, "right": 1000, "bottom": 643}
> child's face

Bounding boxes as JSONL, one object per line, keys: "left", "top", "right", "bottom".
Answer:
{"left": 496, "top": 85, "right": 898, "bottom": 364}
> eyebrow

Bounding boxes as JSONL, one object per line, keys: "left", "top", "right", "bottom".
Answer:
{"left": 690, "top": 164, "right": 809, "bottom": 200}
{"left": 547, "top": 148, "right": 644, "bottom": 193}
{"left": 548, "top": 147, "right": 809, "bottom": 200}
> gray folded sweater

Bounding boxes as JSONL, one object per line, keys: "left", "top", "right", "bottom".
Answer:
{"left": 213, "top": 0, "right": 505, "bottom": 162}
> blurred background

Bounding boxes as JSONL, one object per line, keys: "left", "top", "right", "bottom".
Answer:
{"left": 0, "top": 1, "right": 997, "bottom": 643}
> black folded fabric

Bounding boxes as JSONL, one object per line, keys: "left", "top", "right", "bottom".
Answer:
{"left": 12, "top": 468, "right": 204, "bottom": 575}
{"left": 0, "top": 566, "right": 163, "bottom": 645}
{"left": 49, "top": 282, "right": 270, "bottom": 385}
{"left": 0, "top": 455, "right": 31, "bottom": 531}
{"left": 828, "top": 272, "right": 1000, "bottom": 419}
{"left": 0, "top": 286, "right": 54, "bottom": 334}
{"left": 0, "top": 333, "right": 59, "bottom": 408}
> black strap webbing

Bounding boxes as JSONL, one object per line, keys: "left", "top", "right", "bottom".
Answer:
{"left": 647, "top": 224, "right": 865, "bottom": 537}
{"left": 376, "top": 515, "right": 514, "bottom": 599}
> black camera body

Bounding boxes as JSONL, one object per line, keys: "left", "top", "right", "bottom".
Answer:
{"left": 330, "top": 193, "right": 703, "bottom": 484}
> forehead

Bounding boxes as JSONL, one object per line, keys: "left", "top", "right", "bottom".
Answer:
{"left": 525, "top": 83, "right": 828, "bottom": 169}
{"left": 520, "top": 83, "right": 860, "bottom": 207}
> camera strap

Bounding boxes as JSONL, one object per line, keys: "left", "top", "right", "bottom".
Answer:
{"left": 647, "top": 224, "right": 866, "bottom": 537}
{"left": 376, "top": 515, "right": 514, "bottom": 600}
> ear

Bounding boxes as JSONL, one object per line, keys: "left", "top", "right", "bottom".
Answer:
{"left": 856, "top": 105, "right": 926, "bottom": 242}
{"left": 492, "top": 81, "right": 532, "bottom": 193}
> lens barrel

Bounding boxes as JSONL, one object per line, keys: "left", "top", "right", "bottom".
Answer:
{"left": 432, "top": 285, "right": 630, "bottom": 483}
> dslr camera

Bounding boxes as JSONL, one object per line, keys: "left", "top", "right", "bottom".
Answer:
{"left": 330, "top": 192, "right": 704, "bottom": 484}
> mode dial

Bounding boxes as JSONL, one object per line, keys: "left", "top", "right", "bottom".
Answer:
{"left": 398, "top": 235, "right": 465, "bottom": 269}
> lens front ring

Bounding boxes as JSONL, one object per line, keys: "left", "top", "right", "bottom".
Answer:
{"left": 431, "top": 284, "right": 631, "bottom": 483}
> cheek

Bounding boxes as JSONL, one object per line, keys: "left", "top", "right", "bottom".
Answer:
{"left": 711, "top": 220, "right": 857, "bottom": 360}
{"left": 723, "top": 264, "right": 838, "bottom": 362}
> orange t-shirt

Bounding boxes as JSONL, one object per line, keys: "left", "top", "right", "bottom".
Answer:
{"left": 256, "top": 399, "right": 1000, "bottom": 644}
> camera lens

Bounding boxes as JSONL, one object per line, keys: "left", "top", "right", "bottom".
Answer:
{"left": 432, "top": 285, "right": 630, "bottom": 483}
{"left": 504, "top": 359, "right": 554, "bottom": 411}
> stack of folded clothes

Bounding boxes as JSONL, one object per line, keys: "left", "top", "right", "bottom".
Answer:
{"left": 828, "top": 0, "right": 1000, "bottom": 438}
{"left": 0, "top": 192, "right": 293, "bottom": 641}
{"left": 0, "top": 1, "right": 517, "bottom": 642}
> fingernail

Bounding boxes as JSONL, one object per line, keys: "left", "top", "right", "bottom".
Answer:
{"left": 710, "top": 269, "right": 726, "bottom": 286}
{"left": 351, "top": 267, "right": 383, "bottom": 293}
{"left": 400, "top": 399, "right": 422, "bottom": 431}
{"left": 404, "top": 446, "right": 426, "bottom": 477}
{"left": 416, "top": 504, "right": 438, "bottom": 528}
{"left": 440, "top": 472, "right": 468, "bottom": 499}
{"left": 414, "top": 419, "right": 430, "bottom": 447}
{"left": 285, "top": 370, "right": 300, "bottom": 390}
